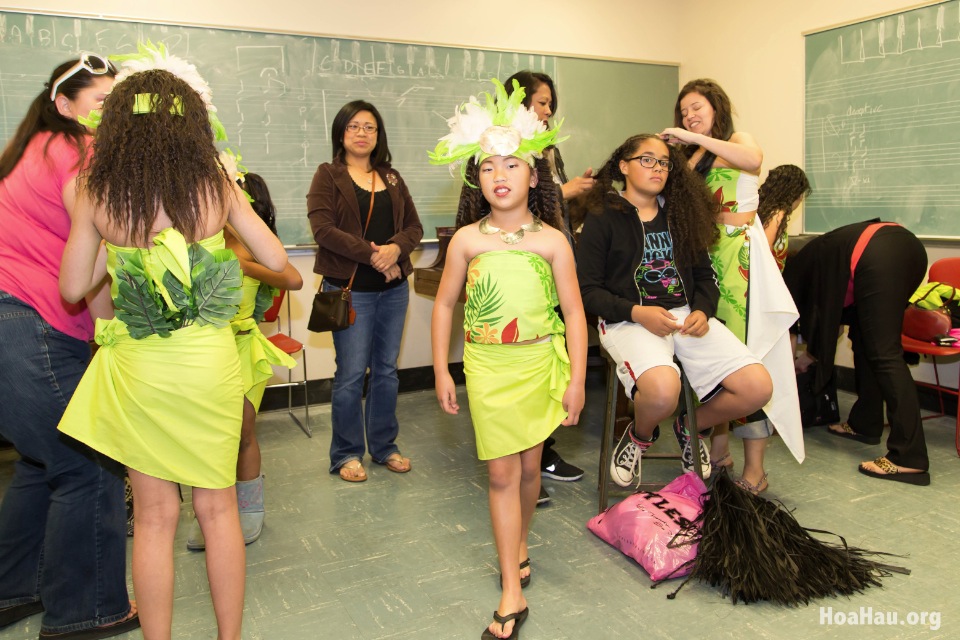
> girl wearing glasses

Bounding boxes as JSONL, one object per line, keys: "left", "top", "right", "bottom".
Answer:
{"left": 575, "top": 134, "right": 772, "bottom": 489}
{"left": 58, "top": 66, "right": 288, "bottom": 639}
{"left": 661, "top": 79, "right": 805, "bottom": 493}
{"left": 0, "top": 56, "right": 142, "bottom": 638}
{"left": 307, "top": 101, "right": 423, "bottom": 482}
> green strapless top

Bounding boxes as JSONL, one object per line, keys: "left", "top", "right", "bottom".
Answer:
{"left": 463, "top": 250, "right": 565, "bottom": 344}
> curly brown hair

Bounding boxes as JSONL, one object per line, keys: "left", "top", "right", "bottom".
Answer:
{"left": 454, "top": 156, "right": 564, "bottom": 232}
{"left": 758, "top": 164, "right": 811, "bottom": 242}
{"left": 83, "top": 69, "right": 228, "bottom": 244}
{"left": 571, "top": 134, "right": 718, "bottom": 265}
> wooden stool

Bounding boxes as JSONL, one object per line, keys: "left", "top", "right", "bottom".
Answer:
{"left": 596, "top": 349, "right": 704, "bottom": 514}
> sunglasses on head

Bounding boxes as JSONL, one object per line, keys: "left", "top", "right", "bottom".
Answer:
{"left": 49, "top": 53, "right": 116, "bottom": 102}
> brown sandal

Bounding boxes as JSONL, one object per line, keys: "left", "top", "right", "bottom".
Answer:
{"left": 383, "top": 453, "right": 411, "bottom": 473}
{"left": 827, "top": 422, "right": 881, "bottom": 445}
{"left": 734, "top": 473, "right": 769, "bottom": 496}
{"left": 339, "top": 460, "right": 367, "bottom": 482}
{"left": 858, "top": 457, "right": 930, "bottom": 486}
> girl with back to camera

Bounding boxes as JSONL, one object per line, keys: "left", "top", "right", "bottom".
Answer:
{"left": 57, "top": 58, "right": 288, "bottom": 639}
{"left": 186, "top": 172, "right": 303, "bottom": 551}
{"left": 0, "top": 54, "right": 141, "bottom": 639}
{"left": 575, "top": 134, "right": 772, "bottom": 489}
{"left": 430, "top": 80, "right": 587, "bottom": 639}
{"left": 307, "top": 100, "right": 423, "bottom": 483}
{"left": 661, "top": 79, "right": 803, "bottom": 493}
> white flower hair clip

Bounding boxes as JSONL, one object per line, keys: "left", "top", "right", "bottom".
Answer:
{"left": 428, "top": 79, "right": 566, "bottom": 185}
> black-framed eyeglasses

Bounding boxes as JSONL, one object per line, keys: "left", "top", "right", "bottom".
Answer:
{"left": 626, "top": 155, "right": 673, "bottom": 171}
{"left": 49, "top": 53, "right": 116, "bottom": 101}
{"left": 346, "top": 123, "right": 378, "bottom": 134}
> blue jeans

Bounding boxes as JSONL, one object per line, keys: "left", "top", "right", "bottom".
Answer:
{"left": 325, "top": 280, "right": 409, "bottom": 471}
{"left": 0, "top": 292, "right": 131, "bottom": 633}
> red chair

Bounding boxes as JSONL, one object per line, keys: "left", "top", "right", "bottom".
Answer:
{"left": 901, "top": 257, "right": 960, "bottom": 456}
{"left": 262, "top": 291, "right": 311, "bottom": 437}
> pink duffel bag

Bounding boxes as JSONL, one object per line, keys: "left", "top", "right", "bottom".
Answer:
{"left": 587, "top": 472, "right": 707, "bottom": 581}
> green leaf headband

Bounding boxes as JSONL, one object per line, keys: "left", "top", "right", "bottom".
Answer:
{"left": 428, "top": 78, "right": 566, "bottom": 186}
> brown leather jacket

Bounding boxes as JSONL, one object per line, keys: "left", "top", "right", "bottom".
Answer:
{"left": 307, "top": 161, "right": 423, "bottom": 279}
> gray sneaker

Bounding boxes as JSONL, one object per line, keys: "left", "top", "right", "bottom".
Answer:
{"left": 610, "top": 423, "right": 658, "bottom": 487}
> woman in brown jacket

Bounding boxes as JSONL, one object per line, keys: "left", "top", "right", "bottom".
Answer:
{"left": 307, "top": 100, "right": 423, "bottom": 482}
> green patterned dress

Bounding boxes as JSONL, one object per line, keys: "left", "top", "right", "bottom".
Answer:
{"left": 462, "top": 250, "right": 571, "bottom": 460}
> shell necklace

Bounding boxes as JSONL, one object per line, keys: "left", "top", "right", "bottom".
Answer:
{"left": 478, "top": 215, "right": 543, "bottom": 245}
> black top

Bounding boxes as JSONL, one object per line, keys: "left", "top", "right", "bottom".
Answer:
{"left": 635, "top": 207, "right": 685, "bottom": 310}
{"left": 326, "top": 184, "right": 402, "bottom": 292}
{"left": 576, "top": 192, "right": 719, "bottom": 323}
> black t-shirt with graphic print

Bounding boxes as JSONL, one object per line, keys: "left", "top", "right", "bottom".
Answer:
{"left": 635, "top": 207, "right": 685, "bottom": 310}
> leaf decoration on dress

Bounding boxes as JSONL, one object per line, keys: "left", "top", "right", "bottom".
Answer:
{"left": 114, "top": 253, "right": 176, "bottom": 339}
{"left": 191, "top": 246, "right": 243, "bottom": 328}
{"left": 112, "top": 233, "right": 241, "bottom": 339}
{"left": 252, "top": 282, "right": 280, "bottom": 323}
{"left": 464, "top": 271, "right": 504, "bottom": 342}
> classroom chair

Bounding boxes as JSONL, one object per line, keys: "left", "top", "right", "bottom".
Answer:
{"left": 262, "top": 291, "right": 312, "bottom": 437}
{"left": 901, "top": 257, "right": 960, "bottom": 457}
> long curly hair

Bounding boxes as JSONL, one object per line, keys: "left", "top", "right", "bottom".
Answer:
{"left": 0, "top": 58, "right": 116, "bottom": 181}
{"left": 83, "top": 69, "right": 228, "bottom": 244}
{"left": 758, "top": 164, "right": 811, "bottom": 242}
{"left": 454, "top": 156, "right": 563, "bottom": 232}
{"left": 571, "top": 134, "right": 718, "bottom": 265}
{"left": 674, "top": 78, "right": 735, "bottom": 176}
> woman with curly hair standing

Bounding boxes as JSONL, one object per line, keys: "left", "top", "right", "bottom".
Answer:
{"left": 58, "top": 65, "right": 288, "bottom": 639}
{"left": 575, "top": 133, "right": 772, "bottom": 488}
{"left": 661, "top": 80, "right": 804, "bottom": 493}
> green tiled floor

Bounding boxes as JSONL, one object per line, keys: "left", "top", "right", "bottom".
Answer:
{"left": 2, "top": 379, "right": 957, "bottom": 639}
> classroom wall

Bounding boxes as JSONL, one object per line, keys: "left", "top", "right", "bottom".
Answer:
{"left": 679, "top": 0, "right": 960, "bottom": 382}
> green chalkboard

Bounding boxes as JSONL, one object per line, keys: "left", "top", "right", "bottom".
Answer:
{"left": 0, "top": 11, "right": 677, "bottom": 245}
{"left": 804, "top": 0, "right": 960, "bottom": 239}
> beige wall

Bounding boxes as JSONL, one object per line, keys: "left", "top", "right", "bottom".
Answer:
{"left": 4, "top": 0, "right": 956, "bottom": 384}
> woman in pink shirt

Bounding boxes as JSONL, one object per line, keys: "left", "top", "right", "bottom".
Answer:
{"left": 0, "top": 55, "right": 140, "bottom": 639}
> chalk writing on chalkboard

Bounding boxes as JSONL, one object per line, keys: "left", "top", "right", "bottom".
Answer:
{"left": 0, "top": 11, "right": 677, "bottom": 245}
{"left": 804, "top": 1, "right": 960, "bottom": 239}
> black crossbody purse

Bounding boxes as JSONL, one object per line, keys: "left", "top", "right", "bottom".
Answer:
{"left": 308, "top": 172, "right": 377, "bottom": 333}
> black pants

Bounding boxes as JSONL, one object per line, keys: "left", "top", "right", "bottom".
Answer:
{"left": 845, "top": 226, "right": 929, "bottom": 469}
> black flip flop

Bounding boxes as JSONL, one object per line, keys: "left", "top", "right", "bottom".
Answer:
{"left": 827, "top": 423, "right": 881, "bottom": 445}
{"left": 858, "top": 464, "right": 930, "bottom": 486}
{"left": 481, "top": 607, "right": 529, "bottom": 640}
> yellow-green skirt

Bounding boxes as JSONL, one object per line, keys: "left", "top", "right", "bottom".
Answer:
{"left": 464, "top": 335, "right": 570, "bottom": 460}
{"left": 58, "top": 319, "right": 244, "bottom": 489}
{"left": 232, "top": 317, "right": 296, "bottom": 411}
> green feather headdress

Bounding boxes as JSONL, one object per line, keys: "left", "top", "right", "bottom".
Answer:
{"left": 428, "top": 79, "right": 566, "bottom": 185}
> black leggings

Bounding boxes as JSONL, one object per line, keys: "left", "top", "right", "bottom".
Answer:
{"left": 845, "top": 225, "right": 928, "bottom": 469}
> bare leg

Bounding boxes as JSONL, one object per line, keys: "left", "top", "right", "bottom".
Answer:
{"left": 127, "top": 468, "right": 180, "bottom": 640}
{"left": 709, "top": 423, "right": 732, "bottom": 467}
{"left": 631, "top": 366, "right": 680, "bottom": 440}
{"left": 517, "top": 443, "right": 542, "bottom": 583}
{"left": 741, "top": 437, "right": 768, "bottom": 487}
{"left": 695, "top": 364, "right": 772, "bottom": 431}
{"left": 487, "top": 452, "right": 529, "bottom": 639}
{"left": 235, "top": 399, "right": 260, "bottom": 482}
{"left": 193, "top": 486, "right": 246, "bottom": 640}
